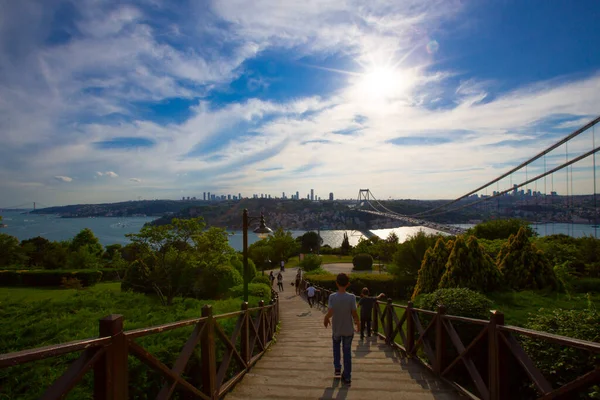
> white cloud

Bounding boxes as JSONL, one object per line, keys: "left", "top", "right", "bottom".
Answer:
{"left": 105, "top": 171, "right": 119, "bottom": 178}
{"left": 54, "top": 176, "right": 73, "bottom": 182}
{"left": 96, "top": 172, "right": 104, "bottom": 176}
{"left": 129, "top": 178, "right": 142, "bottom": 182}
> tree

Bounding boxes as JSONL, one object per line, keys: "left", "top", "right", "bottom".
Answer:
{"left": 497, "top": 227, "right": 557, "bottom": 290}
{"left": 468, "top": 218, "right": 536, "bottom": 240}
{"left": 70, "top": 228, "right": 103, "bottom": 256}
{"left": 340, "top": 232, "right": 351, "bottom": 255}
{"left": 42, "top": 241, "right": 69, "bottom": 270}
{"left": 267, "top": 228, "right": 298, "bottom": 264}
{"left": 0, "top": 233, "right": 27, "bottom": 267}
{"left": 352, "top": 236, "right": 379, "bottom": 257}
{"left": 439, "top": 235, "right": 502, "bottom": 292}
{"left": 389, "top": 231, "right": 442, "bottom": 281}
{"left": 67, "top": 245, "right": 101, "bottom": 269}
{"left": 20, "top": 236, "right": 51, "bottom": 268}
{"left": 102, "top": 244, "right": 123, "bottom": 260}
{"left": 412, "top": 238, "right": 452, "bottom": 299}
{"left": 377, "top": 232, "right": 400, "bottom": 261}
{"left": 300, "top": 231, "right": 322, "bottom": 253}
{"left": 248, "top": 240, "right": 272, "bottom": 274}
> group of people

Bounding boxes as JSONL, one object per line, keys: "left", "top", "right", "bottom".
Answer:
{"left": 268, "top": 270, "right": 284, "bottom": 292}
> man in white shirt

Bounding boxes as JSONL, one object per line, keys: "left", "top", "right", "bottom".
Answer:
{"left": 306, "top": 283, "right": 319, "bottom": 308}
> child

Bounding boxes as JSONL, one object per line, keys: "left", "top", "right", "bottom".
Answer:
{"left": 358, "top": 288, "right": 386, "bottom": 340}
{"left": 306, "top": 282, "right": 319, "bottom": 308}
{"left": 323, "top": 273, "right": 359, "bottom": 385}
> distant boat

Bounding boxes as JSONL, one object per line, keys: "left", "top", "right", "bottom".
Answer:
{"left": 0, "top": 224, "right": 7, "bottom": 228}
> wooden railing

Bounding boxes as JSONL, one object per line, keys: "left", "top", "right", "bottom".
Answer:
{"left": 301, "top": 279, "right": 600, "bottom": 399}
{"left": 0, "top": 292, "right": 279, "bottom": 400}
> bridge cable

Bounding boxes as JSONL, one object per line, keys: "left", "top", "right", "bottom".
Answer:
{"left": 420, "top": 144, "right": 600, "bottom": 218}
{"left": 412, "top": 115, "right": 600, "bottom": 218}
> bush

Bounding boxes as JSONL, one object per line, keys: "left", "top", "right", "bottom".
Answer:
{"left": 468, "top": 218, "right": 536, "bottom": 240}
{"left": 61, "top": 277, "right": 83, "bottom": 290}
{"left": 390, "top": 231, "right": 442, "bottom": 281}
{"left": 98, "top": 267, "right": 127, "bottom": 282}
{"left": 228, "top": 283, "right": 272, "bottom": 301}
{"left": 251, "top": 274, "right": 272, "bottom": 286}
{"left": 522, "top": 309, "right": 600, "bottom": 397}
{"left": 196, "top": 264, "right": 242, "bottom": 299}
{"left": 308, "top": 274, "right": 413, "bottom": 301}
{"left": 572, "top": 278, "right": 600, "bottom": 294}
{"left": 299, "top": 254, "right": 322, "bottom": 272}
{"left": 0, "top": 269, "right": 103, "bottom": 287}
{"left": 497, "top": 227, "right": 557, "bottom": 290}
{"left": 121, "top": 260, "right": 152, "bottom": 293}
{"left": 414, "top": 288, "right": 493, "bottom": 320}
{"left": 439, "top": 235, "right": 502, "bottom": 292}
{"left": 230, "top": 256, "right": 257, "bottom": 282}
{"left": 304, "top": 267, "right": 334, "bottom": 277}
{"left": 352, "top": 253, "right": 373, "bottom": 270}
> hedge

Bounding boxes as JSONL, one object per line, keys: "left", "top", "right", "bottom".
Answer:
{"left": 99, "top": 267, "right": 127, "bottom": 282}
{"left": 572, "top": 277, "right": 600, "bottom": 294}
{"left": 228, "top": 283, "right": 272, "bottom": 301}
{"left": 0, "top": 269, "right": 103, "bottom": 287}
{"left": 352, "top": 253, "right": 373, "bottom": 270}
{"left": 307, "top": 273, "right": 414, "bottom": 300}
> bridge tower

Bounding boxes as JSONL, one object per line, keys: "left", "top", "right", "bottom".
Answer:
{"left": 357, "top": 189, "right": 371, "bottom": 205}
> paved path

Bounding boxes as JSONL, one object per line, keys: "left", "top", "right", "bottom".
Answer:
{"left": 226, "top": 268, "right": 460, "bottom": 400}
{"left": 323, "top": 263, "right": 379, "bottom": 274}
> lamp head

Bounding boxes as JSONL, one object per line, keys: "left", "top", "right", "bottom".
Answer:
{"left": 253, "top": 212, "right": 272, "bottom": 239}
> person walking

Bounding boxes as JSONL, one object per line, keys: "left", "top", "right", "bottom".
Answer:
{"left": 277, "top": 271, "right": 284, "bottom": 292}
{"left": 358, "top": 287, "right": 386, "bottom": 340}
{"left": 295, "top": 269, "right": 302, "bottom": 294}
{"left": 269, "top": 271, "right": 275, "bottom": 287}
{"left": 280, "top": 259, "right": 285, "bottom": 272}
{"left": 323, "top": 273, "right": 359, "bottom": 385}
{"left": 306, "top": 283, "right": 319, "bottom": 308}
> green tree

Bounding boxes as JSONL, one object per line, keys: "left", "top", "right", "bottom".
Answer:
{"left": 468, "top": 218, "right": 535, "bottom": 240}
{"left": 42, "top": 241, "right": 69, "bottom": 270}
{"left": 439, "top": 235, "right": 502, "bottom": 292}
{"left": 67, "top": 245, "right": 101, "bottom": 269}
{"left": 300, "top": 231, "right": 322, "bottom": 253}
{"left": 497, "top": 227, "right": 557, "bottom": 290}
{"left": 70, "top": 228, "right": 103, "bottom": 256}
{"left": 377, "top": 232, "right": 400, "bottom": 262}
{"left": 20, "top": 236, "right": 51, "bottom": 268}
{"left": 102, "top": 244, "right": 123, "bottom": 260}
{"left": 340, "top": 232, "right": 351, "bottom": 255}
{"left": 248, "top": 240, "right": 272, "bottom": 273}
{"left": 389, "top": 231, "right": 442, "bottom": 281}
{"left": 352, "top": 236, "right": 379, "bottom": 257}
{"left": 412, "top": 238, "right": 452, "bottom": 299}
{"left": 0, "top": 233, "right": 27, "bottom": 267}
{"left": 267, "top": 228, "right": 298, "bottom": 264}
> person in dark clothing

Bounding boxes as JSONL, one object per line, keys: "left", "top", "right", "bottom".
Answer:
{"left": 357, "top": 287, "right": 386, "bottom": 340}
{"left": 277, "top": 272, "right": 284, "bottom": 292}
{"left": 269, "top": 271, "right": 275, "bottom": 287}
{"left": 295, "top": 270, "right": 302, "bottom": 294}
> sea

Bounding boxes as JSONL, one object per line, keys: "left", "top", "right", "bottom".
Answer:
{"left": 1, "top": 211, "right": 598, "bottom": 251}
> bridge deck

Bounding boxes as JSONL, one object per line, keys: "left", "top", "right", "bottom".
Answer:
{"left": 226, "top": 268, "right": 461, "bottom": 400}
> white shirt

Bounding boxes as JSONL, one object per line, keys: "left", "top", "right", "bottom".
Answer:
{"left": 307, "top": 286, "right": 316, "bottom": 297}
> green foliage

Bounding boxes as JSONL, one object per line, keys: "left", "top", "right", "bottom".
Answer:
{"left": 414, "top": 288, "right": 493, "bottom": 319}
{"left": 247, "top": 240, "right": 272, "bottom": 272}
{"left": 412, "top": 238, "right": 451, "bottom": 299}
{"left": 308, "top": 274, "right": 414, "bottom": 300}
{"left": 0, "top": 233, "right": 28, "bottom": 267}
{"left": 497, "top": 227, "right": 557, "bottom": 290}
{"left": 230, "top": 256, "right": 257, "bottom": 282}
{"left": 196, "top": 264, "right": 242, "bottom": 299}
{"left": 102, "top": 243, "right": 123, "bottom": 260}
{"left": 70, "top": 228, "right": 103, "bottom": 256}
{"left": 299, "top": 254, "right": 323, "bottom": 272}
{"left": 377, "top": 232, "right": 400, "bottom": 261}
{"left": 439, "top": 235, "right": 502, "bottom": 292}
{"left": 352, "top": 236, "right": 378, "bottom": 257}
{"left": 267, "top": 228, "right": 299, "bottom": 263}
{"left": 341, "top": 232, "right": 351, "bottom": 255}
{"left": 251, "top": 274, "right": 272, "bottom": 286}
{"left": 468, "top": 218, "right": 536, "bottom": 240}
{"left": 352, "top": 253, "right": 373, "bottom": 270}
{"left": 390, "top": 231, "right": 442, "bottom": 281}
{"left": 303, "top": 267, "right": 334, "bottom": 277}
{"left": 61, "top": 277, "right": 83, "bottom": 290}
{"left": 554, "top": 262, "right": 576, "bottom": 298}
{"left": 572, "top": 277, "right": 600, "bottom": 294}
{"left": 67, "top": 245, "right": 101, "bottom": 269}
{"left": 228, "top": 283, "right": 272, "bottom": 301}
{"left": 0, "top": 269, "right": 103, "bottom": 287}
{"left": 522, "top": 309, "right": 600, "bottom": 397}
{"left": 20, "top": 236, "right": 51, "bottom": 267}
{"left": 477, "top": 238, "right": 507, "bottom": 260}
{"left": 299, "top": 231, "right": 322, "bottom": 253}
{"left": 121, "top": 260, "right": 152, "bottom": 293}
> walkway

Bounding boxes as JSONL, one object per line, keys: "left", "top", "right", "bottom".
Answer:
{"left": 226, "top": 268, "right": 460, "bottom": 400}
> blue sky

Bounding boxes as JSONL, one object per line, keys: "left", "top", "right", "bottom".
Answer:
{"left": 1, "top": 0, "right": 600, "bottom": 207}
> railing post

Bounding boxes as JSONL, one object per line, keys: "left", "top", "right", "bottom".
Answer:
{"left": 94, "top": 314, "right": 128, "bottom": 400}
{"left": 201, "top": 305, "right": 217, "bottom": 399}
{"left": 269, "top": 299, "right": 276, "bottom": 340}
{"left": 406, "top": 301, "right": 415, "bottom": 355}
{"left": 372, "top": 300, "right": 379, "bottom": 335}
{"left": 489, "top": 310, "right": 505, "bottom": 400}
{"left": 258, "top": 300, "right": 266, "bottom": 347}
{"left": 240, "top": 302, "right": 250, "bottom": 369}
{"left": 386, "top": 298, "right": 393, "bottom": 344}
{"left": 435, "top": 305, "right": 447, "bottom": 374}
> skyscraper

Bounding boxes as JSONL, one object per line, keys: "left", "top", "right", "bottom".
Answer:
{"left": 296, "top": 191, "right": 299, "bottom": 200}
{"left": 310, "top": 189, "right": 314, "bottom": 201}
{"left": 238, "top": 193, "right": 241, "bottom": 200}
{"left": 207, "top": 192, "right": 211, "bottom": 201}
{"left": 203, "top": 192, "right": 206, "bottom": 201}
{"left": 329, "top": 192, "right": 334, "bottom": 201}
{"left": 282, "top": 192, "right": 285, "bottom": 199}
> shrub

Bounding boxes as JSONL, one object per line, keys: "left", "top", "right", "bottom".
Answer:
{"left": 439, "top": 235, "right": 502, "bottom": 292}
{"left": 468, "top": 218, "right": 535, "bottom": 240}
{"left": 196, "top": 264, "right": 242, "bottom": 299}
{"left": 61, "top": 277, "right": 82, "bottom": 290}
{"left": 98, "top": 267, "right": 127, "bottom": 282}
{"left": 414, "top": 288, "right": 493, "bottom": 320}
{"left": 299, "top": 254, "right": 322, "bottom": 272}
{"left": 251, "top": 274, "right": 272, "bottom": 286}
{"left": 121, "top": 260, "right": 153, "bottom": 294}
{"left": 352, "top": 253, "right": 373, "bottom": 270}
{"left": 228, "top": 283, "right": 272, "bottom": 301}
{"left": 230, "top": 256, "right": 257, "bottom": 282}
{"left": 304, "top": 267, "right": 334, "bottom": 277}
{"left": 522, "top": 309, "right": 600, "bottom": 397}
{"left": 308, "top": 274, "right": 414, "bottom": 301}
{"left": 497, "top": 227, "right": 557, "bottom": 290}
{"left": 412, "top": 238, "right": 451, "bottom": 299}
{"left": 0, "top": 270, "right": 102, "bottom": 287}
{"left": 390, "top": 231, "right": 442, "bottom": 281}
{"left": 572, "top": 277, "right": 600, "bottom": 294}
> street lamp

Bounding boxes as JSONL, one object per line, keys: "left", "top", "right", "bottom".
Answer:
{"left": 243, "top": 209, "right": 272, "bottom": 302}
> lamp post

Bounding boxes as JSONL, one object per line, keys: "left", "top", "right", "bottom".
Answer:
{"left": 243, "top": 209, "right": 272, "bottom": 302}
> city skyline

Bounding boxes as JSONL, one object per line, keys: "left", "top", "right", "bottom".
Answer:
{"left": 2, "top": 1, "right": 600, "bottom": 207}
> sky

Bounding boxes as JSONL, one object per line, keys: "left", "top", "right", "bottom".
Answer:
{"left": 1, "top": 0, "right": 600, "bottom": 207}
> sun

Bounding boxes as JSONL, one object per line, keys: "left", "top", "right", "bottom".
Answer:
{"left": 356, "top": 65, "right": 408, "bottom": 101}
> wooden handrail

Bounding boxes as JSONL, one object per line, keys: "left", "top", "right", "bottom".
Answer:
{"left": 303, "top": 278, "right": 600, "bottom": 399}
{"left": 0, "top": 289, "right": 280, "bottom": 400}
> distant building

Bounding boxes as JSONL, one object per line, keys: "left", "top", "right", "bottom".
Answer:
{"left": 187, "top": 196, "right": 190, "bottom": 200}
{"left": 203, "top": 192, "right": 206, "bottom": 201}
{"left": 208, "top": 192, "right": 211, "bottom": 201}
{"left": 227, "top": 194, "right": 231, "bottom": 200}
{"left": 329, "top": 192, "right": 334, "bottom": 201}
{"left": 192, "top": 197, "right": 196, "bottom": 200}
{"left": 282, "top": 192, "right": 285, "bottom": 199}
{"left": 310, "top": 189, "right": 314, "bottom": 201}
{"left": 182, "top": 197, "right": 185, "bottom": 201}
{"left": 296, "top": 191, "right": 299, "bottom": 200}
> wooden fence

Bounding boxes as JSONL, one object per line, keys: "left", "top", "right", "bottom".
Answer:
{"left": 301, "top": 279, "right": 600, "bottom": 399}
{"left": 0, "top": 293, "right": 279, "bottom": 400}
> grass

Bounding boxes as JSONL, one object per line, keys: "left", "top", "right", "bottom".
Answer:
{"left": 284, "top": 254, "right": 354, "bottom": 269}
{"left": 0, "top": 282, "right": 120, "bottom": 303}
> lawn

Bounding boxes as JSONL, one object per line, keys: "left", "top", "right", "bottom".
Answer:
{"left": 0, "top": 282, "right": 121, "bottom": 303}
{"left": 283, "top": 254, "right": 354, "bottom": 270}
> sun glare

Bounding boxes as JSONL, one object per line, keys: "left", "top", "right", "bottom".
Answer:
{"left": 357, "top": 65, "right": 408, "bottom": 101}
